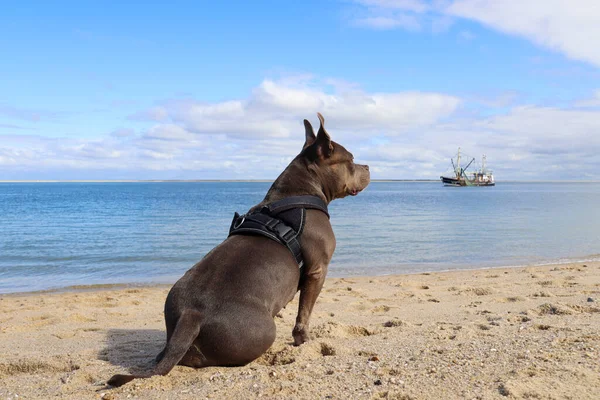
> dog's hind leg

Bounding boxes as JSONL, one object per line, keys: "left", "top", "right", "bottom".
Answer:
{"left": 154, "top": 348, "right": 166, "bottom": 363}
{"left": 155, "top": 305, "right": 178, "bottom": 364}
{"left": 179, "top": 345, "right": 209, "bottom": 368}
{"left": 107, "top": 309, "right": 202, "bottom": 387}
{"left": 198, "top": 311, "right": 277, "bottom": 367}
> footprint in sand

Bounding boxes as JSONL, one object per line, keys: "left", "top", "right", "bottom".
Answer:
{"left": 319, "top": 342, "right": 336, "bottom": 356}
{"left": 312, "top": 321, "right": 374, "bottom": 338}
{"left": 258, "top": 341, "right": 337, "bottom": 366}
{"left": 371, "top": 305, "right": 391, "bottom": 313}
{"left": 258, "top": 346, "right": 297, "bottom": 366}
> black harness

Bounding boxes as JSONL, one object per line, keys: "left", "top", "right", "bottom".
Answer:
{"left": 228, "top": 195, "right": 330, "bottom": 268}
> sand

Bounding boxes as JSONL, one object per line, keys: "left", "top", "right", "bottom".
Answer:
{"left": 1, "top": 262, "right": 599, "bottom": 399}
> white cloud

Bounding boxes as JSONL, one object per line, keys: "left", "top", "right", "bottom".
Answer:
{"left": 1, "top": 77, "right": 600, "bottom": 180}
{"left": 428, "top": 105, "right": 600, "bottom": 180}
{"left": 131, "top": 78, "right": 460, "bottom": 139}
{"left": 351, "top": 0, "right": 600, "bottom": 68}
{"left": 468, "top": 105, "right": 600, "bottom": 156}
{"left": 144, "top": 124, "right": 199, "bottom": 142}
{"left": 447, "top": 0, "right": 600, "bottom": 67}
{"left": 0, "top": 77, "right": 460, "bottom": 179}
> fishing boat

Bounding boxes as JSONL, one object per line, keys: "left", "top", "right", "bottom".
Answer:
{"left": 440, "top": 148, "right": 495, "bottom": 187}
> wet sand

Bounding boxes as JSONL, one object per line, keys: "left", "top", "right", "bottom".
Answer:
{"left": 1, "top": 262, "right": 599, "bottom": 399}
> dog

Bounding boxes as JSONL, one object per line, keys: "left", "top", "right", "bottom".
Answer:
{"left": 108, "top": 113, "right": 370, "bottom": 387}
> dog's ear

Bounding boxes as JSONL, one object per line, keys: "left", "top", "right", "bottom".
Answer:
{"left": 302, "top": 119, "right": 316, "bottom": 150}
{"left": 314, "top": 112, "right": 333, "bottom": 158}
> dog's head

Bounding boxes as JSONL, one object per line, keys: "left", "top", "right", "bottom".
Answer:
{"left": 301, "top": 113, "right": 370, "bottom": 200}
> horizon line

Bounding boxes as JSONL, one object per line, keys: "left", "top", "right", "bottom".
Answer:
{"left": 1, "top": 179, "right": 599, "bottom": 183}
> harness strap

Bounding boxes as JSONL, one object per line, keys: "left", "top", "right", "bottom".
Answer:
{"left": 228, "top": 195, "right": 329, "bottom": 268}
{"left": 265, "top": 195, "right": 329, "bottom": 219}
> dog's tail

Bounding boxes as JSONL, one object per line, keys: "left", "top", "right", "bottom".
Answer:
{"left": 107, "top": 310, "right": 202, "bottom": 387}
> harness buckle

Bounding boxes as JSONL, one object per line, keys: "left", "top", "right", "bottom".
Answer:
{"left": 265, "top": 218, "right": 280, "bottom": 230}
{"left": 233, "top": 214, "right": 246, "bottom": 229}
{"left": 278, "top": 225, "right": 295, "bottom": 241}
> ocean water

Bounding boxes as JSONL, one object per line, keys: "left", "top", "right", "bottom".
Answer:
{"left": 1, "top": 181, "right": 599, "bottom": 294}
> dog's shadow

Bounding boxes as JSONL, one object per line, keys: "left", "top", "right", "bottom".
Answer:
{"left": 99, "top": 329, "right": 165, "bottom": 372}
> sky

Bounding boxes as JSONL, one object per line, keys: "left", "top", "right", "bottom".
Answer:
{"left": 2, "top": 0, "right": 600, "bottom": 181}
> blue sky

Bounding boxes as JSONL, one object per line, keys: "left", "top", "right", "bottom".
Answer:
{"left": 2, "top": 0, "right": 600, "bottom": 180}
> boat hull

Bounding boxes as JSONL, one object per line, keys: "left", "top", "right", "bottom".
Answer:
{"left": 441, "top": 176, "right": 463, "bottom": 186}
{"left": 440, "top": 176, "right": 495, "bottom": 187}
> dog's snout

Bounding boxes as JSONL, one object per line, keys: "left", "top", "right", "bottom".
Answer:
{"left": 364, "top": 165, "right": 369, "bottom": 171}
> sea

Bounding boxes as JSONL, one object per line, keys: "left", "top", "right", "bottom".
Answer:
{"left": 1, "top": 181, "right": 599, "bottom": 294}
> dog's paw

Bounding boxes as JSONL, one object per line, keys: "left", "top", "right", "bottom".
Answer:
{"left": 292, "top": 325, "right": 310, "bottom": 346}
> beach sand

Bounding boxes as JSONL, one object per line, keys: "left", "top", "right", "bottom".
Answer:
{"left": 1, "top": 262, "right": 599, "bottom": 399}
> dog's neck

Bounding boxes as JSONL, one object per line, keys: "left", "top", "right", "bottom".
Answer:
{"left": 257, "top": 156, "right": 333, "bottom": 208}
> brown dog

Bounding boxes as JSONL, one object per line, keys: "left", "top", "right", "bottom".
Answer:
{"left": 108, "top": 113, "right": 370, "bottom": 387}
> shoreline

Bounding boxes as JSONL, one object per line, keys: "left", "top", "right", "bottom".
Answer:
{"left": 1, "top": 261, "right": 599, "bottom": 399}
{"left": 3, "top": 254, "right": 600, "bottom": 296}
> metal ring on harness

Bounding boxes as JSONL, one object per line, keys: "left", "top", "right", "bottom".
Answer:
{"left": 233, "top": 215, "right": 246, "bottom": 229}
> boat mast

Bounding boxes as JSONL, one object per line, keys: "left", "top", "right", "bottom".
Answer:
{"left": 455, "top": 147, "right": 461, "bottom": 178}
{"left": 462, "top": 158, "right": 475, "bottom": 177}
{"left": 482, "top": 154, "right": 487, "bottom": 173}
